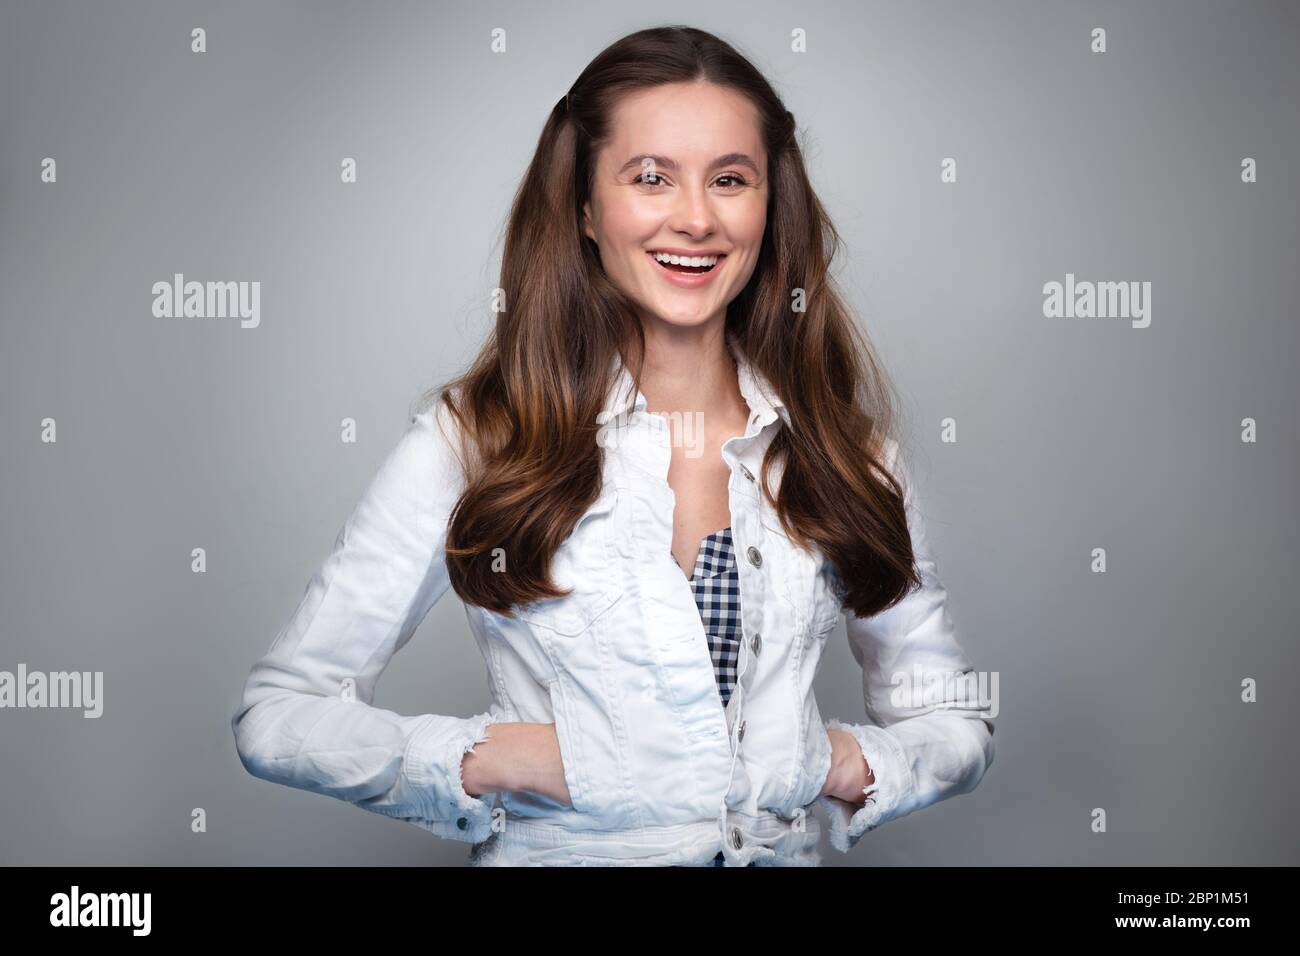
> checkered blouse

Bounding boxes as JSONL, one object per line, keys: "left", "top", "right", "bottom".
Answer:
{"left": 684, "top": 527, "right": 742, "bottom": 706}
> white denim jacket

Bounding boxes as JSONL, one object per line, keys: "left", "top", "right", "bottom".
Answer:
{"left": 232, "top": 342, "right": 995, "bottom": 866}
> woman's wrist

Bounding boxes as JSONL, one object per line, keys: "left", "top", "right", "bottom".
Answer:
{"left": 822, "top": 728, "right": 875, "bottom": 803}
{"left": 458, "top": 724, "right": 495, "bottom": 797}
{"left": 460, "top": 722, "right": 569, "bottom": 803}
{"left": 460, "top": 721, "right": 525, "bottom": 796}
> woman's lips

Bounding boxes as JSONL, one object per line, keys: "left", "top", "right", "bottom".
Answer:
{"left": 646, "top": 251, "right": 726, "bottom": 289}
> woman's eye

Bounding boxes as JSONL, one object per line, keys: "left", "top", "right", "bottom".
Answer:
{"left": 631, "top": 173, "right": 749, "bottom": 189}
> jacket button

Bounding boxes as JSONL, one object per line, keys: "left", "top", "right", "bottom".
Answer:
{"left": 456, "top": 816, "right": 468, "bottom": 830}
{"left": 731, "top": 827, "right": 744, "bottom": 849}
{"left": 740, "top": 465, "right": 754, "bottom": 482}
{"left": 738, "top": 720, "right": 746, "bottom": 742}
{"left": 749, "top": 632, "right": 761, "bottom": 656}
{"left": 746, "top": 546, "right": 762, "bottom": 568}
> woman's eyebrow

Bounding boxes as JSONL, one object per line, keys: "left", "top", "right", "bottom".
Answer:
{"left": 617, "top": 153, "right": 761, "bottom": 175}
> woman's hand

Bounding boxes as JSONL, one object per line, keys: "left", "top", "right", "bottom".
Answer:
{"left": 820, "top": 728, "right": 875, "bottom": 804}
{"left": 460, "top": 722, "right": 573, "bottom": 805}
{"left": 463, "top": 724, "right": 872, "bottom": 807}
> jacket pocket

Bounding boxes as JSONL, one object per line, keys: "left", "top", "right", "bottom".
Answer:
{"left": 779, "top": 695, "right": 835, "bottom": 817}
{"left": 760, "top": 518, "right": 842, "bottom": 640}
{"left": 547, "top": 678, "right": 595, "bottom": 815}
{"left": 800, "top": 552, "right": 843, "bottom": 640}
{"left": 514, "top": 587, "right": 622, "bottom": 637}
{"left": 512, "top": 486, "right": 623, "bottom": 637}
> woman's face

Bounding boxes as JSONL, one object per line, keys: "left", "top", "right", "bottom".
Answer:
{"left": 582, "top": 81, "right": 769, "bottom": 333}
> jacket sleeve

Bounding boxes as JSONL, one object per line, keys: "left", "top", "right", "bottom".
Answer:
{"left": 818, "top": 438, "right": 995, "bottom": 852}
{"left": 231, "top": 399, "right": 498, "bottom": 845}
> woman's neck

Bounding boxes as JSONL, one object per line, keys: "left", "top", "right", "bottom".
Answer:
{"left": 637, "top": 320, "right": 744, "bottom": 419}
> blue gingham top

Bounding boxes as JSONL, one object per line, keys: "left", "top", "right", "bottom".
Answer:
{"left": 684, "top": 527, "right": 742, "bottom": 706}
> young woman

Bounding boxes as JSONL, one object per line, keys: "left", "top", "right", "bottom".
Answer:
{"left": 232, "top": 25, "right": 995, "bottom": 867}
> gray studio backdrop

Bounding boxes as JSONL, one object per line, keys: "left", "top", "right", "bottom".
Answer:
{"left": 1, "top": 0, "right": 1296, "bottom": 866}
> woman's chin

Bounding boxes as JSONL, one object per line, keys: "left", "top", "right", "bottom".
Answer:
{"left": 641, "top": 305, "right": 723, "bottom": 330}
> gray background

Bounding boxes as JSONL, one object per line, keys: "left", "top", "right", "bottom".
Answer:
{"left": 1, "top": 0, "right": 1296, "bottom": 865}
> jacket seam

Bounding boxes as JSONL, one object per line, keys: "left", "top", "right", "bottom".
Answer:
{"left": 591, "top": 579, "right": 646, "bottom": 832}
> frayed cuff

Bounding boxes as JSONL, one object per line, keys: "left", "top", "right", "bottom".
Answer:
{"left": 404, "top": 711, "right": 497, "bottom": 844}
{"left": 817, "top": 718, "right": 913, "bottom": 852}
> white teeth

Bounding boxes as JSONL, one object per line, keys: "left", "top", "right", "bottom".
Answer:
{"left": 651, "top": 252, "right": 719, "bottom": 267}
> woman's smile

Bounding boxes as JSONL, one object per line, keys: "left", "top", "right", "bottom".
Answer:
{"left": 645, "top": 249, "right": 728, "bottom": 288}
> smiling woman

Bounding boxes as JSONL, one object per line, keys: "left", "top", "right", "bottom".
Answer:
{"left": 579, "top": 82, "right": 770, "bottom": 325}
{"left": 233, "top": 23, "right": 994, "bottom": 868}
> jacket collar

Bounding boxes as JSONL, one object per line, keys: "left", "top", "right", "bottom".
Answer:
{"left": 600, "top": 332, "right": 789, "bottom": 429}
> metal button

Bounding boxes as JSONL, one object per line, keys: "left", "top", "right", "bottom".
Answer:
{"left": 740, "top": 464, "right": 754, "bottom": 482}
{"left": 731, "top": 827, "right": 744, "bottom": 849}
{"left": 456, "top": 816, "right": 468, "bottom": 830}
{"left": 749, "top": 632, "right": 761, "bottom": 656}
{"left": 746, "top": 546, "right": 762, "bottom": 568}
{"left": 738, "top": 720, "right": 746, "bottom": 743}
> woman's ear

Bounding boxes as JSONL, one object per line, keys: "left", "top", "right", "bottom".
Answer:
{"left": 582, "top": 201, "right": 595, "bottom": 242}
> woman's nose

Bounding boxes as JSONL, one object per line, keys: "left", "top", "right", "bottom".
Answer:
{"left": 666, "top": 182, "right": 719, "bottom": 237}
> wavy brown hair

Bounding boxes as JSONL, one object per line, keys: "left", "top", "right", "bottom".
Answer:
{"left": 423, "top": 25, "right": 921, "bottom": 620}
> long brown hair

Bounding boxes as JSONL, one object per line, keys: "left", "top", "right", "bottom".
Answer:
{"left": 424, "top": 25, "right": 921, "bottom": 620}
